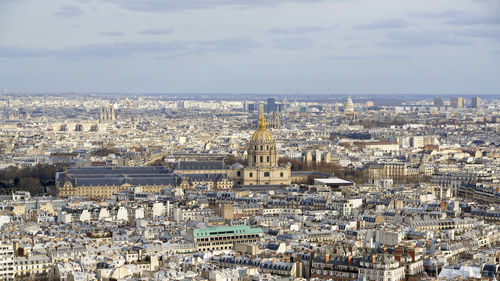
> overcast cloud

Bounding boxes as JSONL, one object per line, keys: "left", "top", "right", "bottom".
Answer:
{"left": 0, "top": 0, "right": 499, "bottom": 94}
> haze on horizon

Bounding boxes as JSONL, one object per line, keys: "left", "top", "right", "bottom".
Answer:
{"left": 0, "top": 0, "right": 499, "bottom": 95}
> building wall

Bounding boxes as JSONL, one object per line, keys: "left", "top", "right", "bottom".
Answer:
{"left": 229, "top": 166, "right": 291, "bottom": 186}
{"left": 0, "top": 243, "right": 14, "bottom": 281}
{"left": 58, "top": 184, "right": 172, "bottom": 199}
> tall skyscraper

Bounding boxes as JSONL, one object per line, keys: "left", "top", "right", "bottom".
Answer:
{"left": 471, "top": 97, "right": 481, "bottom": 109}
{"left": 450, "top": 97, "right": 463, "bottom": 109}
{"left": 267, "top": 98, "right": 276, "bottom": 113}
{"left": 434, "top": 97, "right": 444, "bottom": 107}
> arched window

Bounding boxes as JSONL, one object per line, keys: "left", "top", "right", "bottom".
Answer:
{"left": 260, "top": 145, "right": 263, "bottom": 150}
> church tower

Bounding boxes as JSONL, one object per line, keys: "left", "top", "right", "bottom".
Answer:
{"left": 228, "top": 104, "right": 291, "bottom": 186}
{"left": 344, "top": 95, "right": 355, "bottom": 120}
{"left": 247, "top": 106, "right": 278, "bottom": 167}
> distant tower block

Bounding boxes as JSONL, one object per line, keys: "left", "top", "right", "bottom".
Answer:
{"left": 471, "top": 97, "right": 481, "bottom": 109}
{"left": 434, "top": 97, "right": 444, "bottom": 107}
{"left": 267, "top": 98, "right": 276, "bottom": 112}
{"left": 450, "top": 97, "right": 463, "bottom": 108}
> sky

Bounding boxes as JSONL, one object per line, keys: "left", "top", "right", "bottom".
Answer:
{"left": 0, "top": 0, "right": 499, "bottom": 95}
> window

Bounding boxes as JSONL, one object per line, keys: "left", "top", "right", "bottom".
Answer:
{"left": 237, "top": 171, "right": 241, "bottom": 176}
{"left": 260, "top": 156, "right": 263, "bottom": 162}
{"left": 280, "top": 172, "right": 284, "bottom": 177}
{"left": 264, "top": 172, "right": 270, "bottom": 177}
{"left": 253, "top": 156, "right": 256, "bottom": 163}
{"left": 267, "top": 156, "right": 270, "bottom": 162}
{"left": 266, "top": 145, "right": 269, "bottom": 149}
{"left": 260, "top": 145, "right": 263, "bottom": 150}
{"left": 249, "top": 172, "right": 253, "bottom": 177}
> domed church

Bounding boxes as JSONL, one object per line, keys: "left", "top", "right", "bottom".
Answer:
{"left": 229, "top": 107, "right": 291, "bottom": 186}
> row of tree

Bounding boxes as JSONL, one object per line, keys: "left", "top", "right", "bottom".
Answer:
{"left": 278, "top": 157, "right": 364, "bottom": 183}
{"left": 0, "top": 164, "right": 57, "bottom": 195}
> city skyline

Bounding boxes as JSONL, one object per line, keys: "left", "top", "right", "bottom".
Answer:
{"left": 1, "top": 1, "right": 500, "bottom": 280}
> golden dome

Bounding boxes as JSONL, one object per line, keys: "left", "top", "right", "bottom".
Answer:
{"left": 250, "top": 110, "right": 275, "bottom": 144}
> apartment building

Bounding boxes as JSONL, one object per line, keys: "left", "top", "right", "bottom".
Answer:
{"left": 188, "top": 225, "right": 264, "bottom": 252}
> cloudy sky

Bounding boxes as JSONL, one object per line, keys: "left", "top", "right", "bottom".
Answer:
{"left": 0, "top": 0, "right": 499, "bottom": 94}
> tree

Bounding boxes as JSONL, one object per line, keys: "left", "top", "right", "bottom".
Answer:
{"left": 224, "top": 155, "right": 247, "bottom": 166}
{"left": 278, "top": 157, "right": 305, "bottom": 171}
{"left": 18, "top": 177, "right": 44, "bottom": 195}
{"left": 0, "top": 164, "right": 57, "bottom": 195}
{"left": 91, "top": 147, "right": 121, "bottom": 157}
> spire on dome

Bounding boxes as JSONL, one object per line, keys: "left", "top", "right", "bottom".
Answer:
{"left": 258, "top": 104, "right": 266, "bottom": 129}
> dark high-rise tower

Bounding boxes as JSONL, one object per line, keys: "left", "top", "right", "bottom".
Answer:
{"left": 471, "top": 97, "right": 481, "bottom": 109}
{"left": 434, "top": 97, "right": 444, "bottom": 107}
{"left": 450, "top": 97, "right": 463, "bottom": 108}
{"left": 267, "top": 98, "right": 276, "bottom": 113}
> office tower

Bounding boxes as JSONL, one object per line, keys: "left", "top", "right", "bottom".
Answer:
{"left": 450, "top": 97, "right": 463, "bottom": 108}
{"left": 471, "top": 97, "right": 481, "bottom": 109}
{"left": 434, "top": 97, "right": 444, "bottom": 107}
{"left": 248, "top": 103, "right": 256, "bottom": 111}
{"left": 267, "top": 98, "right": 276, "bottom": 113}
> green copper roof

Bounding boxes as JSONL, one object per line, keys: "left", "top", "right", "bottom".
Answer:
{"left": 193, "top": 225, "right": 264, "bottom": 238}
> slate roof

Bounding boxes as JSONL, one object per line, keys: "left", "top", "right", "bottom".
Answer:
{"left": 173, "top": 161, "right": 226, "bottom": 171}
{"left": 60, "top": 166, "right": 180, "bottom": 187}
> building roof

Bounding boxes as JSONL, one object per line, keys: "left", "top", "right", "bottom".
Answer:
{"left": 173, "top": 161, "right": 226, "bottom": 171}
{"left": 314, "top": 178, "right": 353, "bottom": 186}
{"left": 58, "top": 166, "right": 180, "bottom": 187}
{"left": 193, "top": 225, "right": 263, "bottom": 238}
